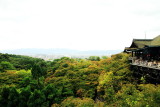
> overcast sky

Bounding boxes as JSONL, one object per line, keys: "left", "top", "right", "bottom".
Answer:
{"left": 1, "top": 0, "right": 160, "bottom": 51}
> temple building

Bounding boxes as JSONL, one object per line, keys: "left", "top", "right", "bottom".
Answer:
{"left": 124, "top": 35, "right": 160, "bottom": 65}
{"left": 124, "top": 35, "right": 160, "bottom": 83}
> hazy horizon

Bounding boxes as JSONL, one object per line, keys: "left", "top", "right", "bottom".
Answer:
{"left": 0, "top": 48, "right": 122, "bottom": 55}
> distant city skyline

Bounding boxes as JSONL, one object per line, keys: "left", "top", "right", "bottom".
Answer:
{"left": 1, "top": 0, "right": 160, "bottom": 51}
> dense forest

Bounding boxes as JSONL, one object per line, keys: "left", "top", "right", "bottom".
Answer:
{"left": 0, "top": 53, "right": 160, "bottom": 107}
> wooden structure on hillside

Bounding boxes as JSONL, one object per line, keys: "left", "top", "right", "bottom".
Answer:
{"left": 124, "top": 35, "right": 160, "bottom": 83}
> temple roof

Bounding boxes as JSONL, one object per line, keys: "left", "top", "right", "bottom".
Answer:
{"left": 124, "top": 35, "right": 160, "bottom": 52}
{"left": 129, "top": 39, "right": 152, "bottom": 48}
{"left": 130, "top": 35, "right": 160, "bottom": 49}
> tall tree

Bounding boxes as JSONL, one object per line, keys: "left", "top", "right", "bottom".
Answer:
{"left": 19, "top": 86, "right": 31, "bottom": 107}
{"left": 31, "top": 64, "right": 43, "bottom": 87}
{"left": 7, "top": 87, "right": 19, "bottom": 107}
{"left": 27, "top": 89, "right": 48, "bottom": 107}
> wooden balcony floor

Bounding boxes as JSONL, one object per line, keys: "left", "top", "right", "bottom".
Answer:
{"left": 131, "top": 63, "right": 160, "bottom": 70}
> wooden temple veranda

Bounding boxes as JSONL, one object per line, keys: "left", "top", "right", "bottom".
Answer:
{"left": 124, "top": 35, "right": 160, "bottom": 83}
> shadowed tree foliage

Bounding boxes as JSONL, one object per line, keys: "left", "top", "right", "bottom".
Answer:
{"left": 27, "top": 89, "right": 48, "bottom": 107}
{"left": 31, "top": 63, "right": 46, "bottom": 87}
{"left": 19, "top": 86, "right": 31, "bottom": 107}
{"left": 0, "top": 87, "right": 10, "bottom": 107}
{"left": 7, "top": 87, "right": 19, "bottom": 107}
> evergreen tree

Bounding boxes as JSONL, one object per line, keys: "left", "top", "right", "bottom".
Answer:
{"left": 27, "top": 89, "right": 48, "bottom": 107}
{"left": 7, "top": 87, "right": 19, "bottom": 107}
{"left": 31, "top": 64, "right": 44, "bottom": 87}
{"left": 19, "top": 86, "right": 31, "bottom": 107}
{"left": 0, "top": 87, "right": 10, "bottom": 107}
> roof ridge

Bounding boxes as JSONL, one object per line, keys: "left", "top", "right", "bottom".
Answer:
{"left": 153, "top": 35, "right": 160, "bottom": 40}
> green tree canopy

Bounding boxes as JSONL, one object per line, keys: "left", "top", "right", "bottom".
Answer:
{"left": 0, "top": 61, "right": 15, "bottom": 72}
{"left": 88, "top": 56, "right": 100, "bottom": 61}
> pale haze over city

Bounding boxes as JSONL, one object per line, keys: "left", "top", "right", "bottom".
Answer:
{"left": 1, "top": 0, "right": 160, "bottom": 51}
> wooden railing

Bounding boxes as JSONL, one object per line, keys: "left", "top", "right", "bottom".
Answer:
{"left": 130, "top": 57, "right": 160, "bottom": 69}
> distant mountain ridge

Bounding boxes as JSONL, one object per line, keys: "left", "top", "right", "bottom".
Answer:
{"left": 0, "top": 48, "right": 122, "bottom": 56}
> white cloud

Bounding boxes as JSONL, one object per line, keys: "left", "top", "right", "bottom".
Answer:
{"left": 1, "top": 0, "right": 160, "bottom": 50}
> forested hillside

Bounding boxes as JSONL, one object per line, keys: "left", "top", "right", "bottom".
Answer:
{"left": 0, "top": 53, "right": 160, "bottom": 107}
